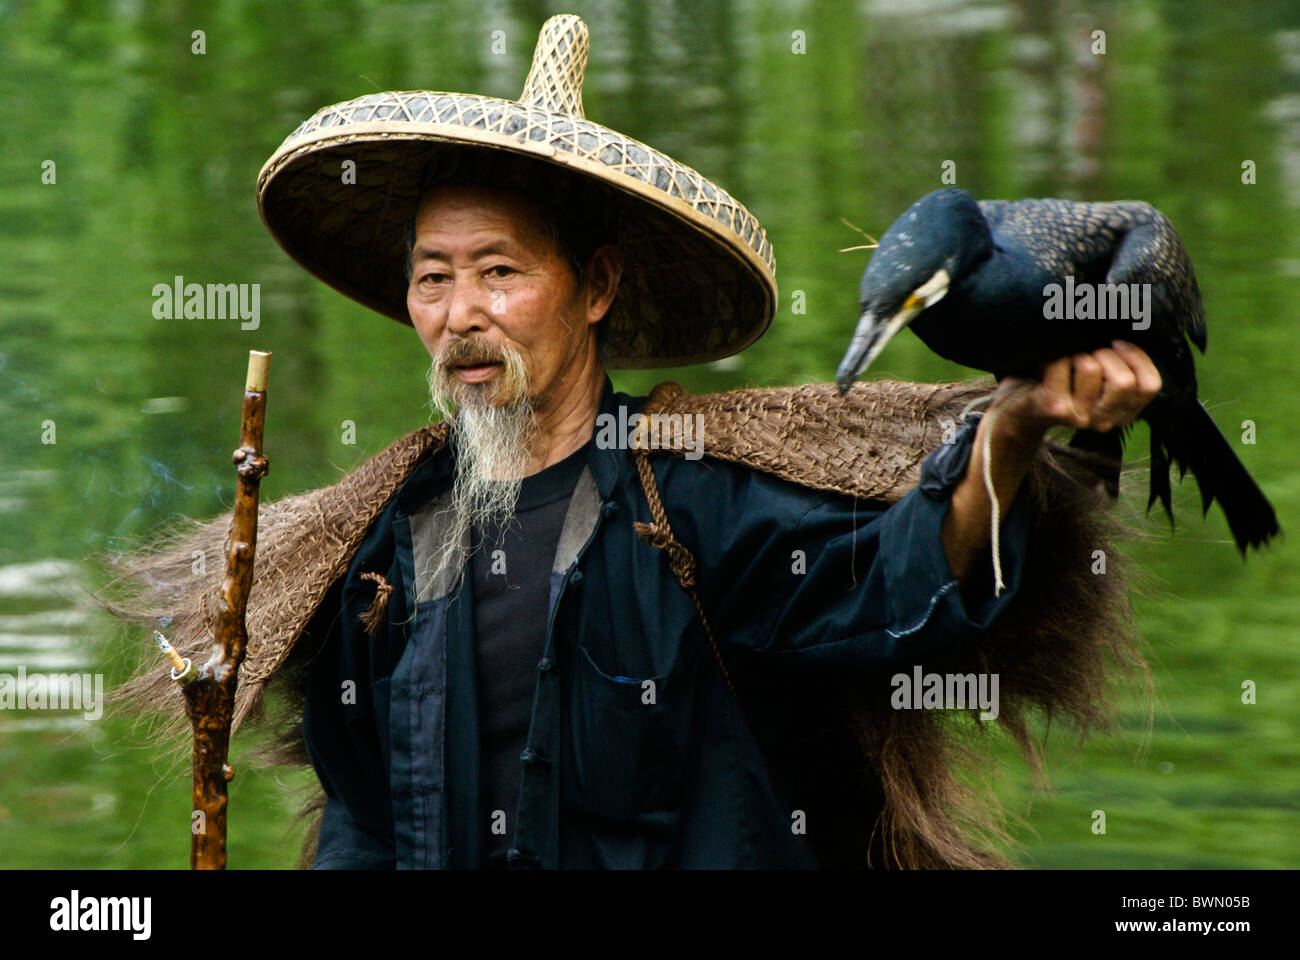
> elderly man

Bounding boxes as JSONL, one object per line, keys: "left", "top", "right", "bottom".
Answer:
{"left": 291, "top": 162, "right": 1158, "bottom": 868}
{"left": 111, "top": 16, "right": 1158, "bottom": 869}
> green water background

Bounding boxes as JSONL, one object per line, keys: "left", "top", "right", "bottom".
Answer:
{"left": 0, "top": 0, "right": 1296, "bottom": 868}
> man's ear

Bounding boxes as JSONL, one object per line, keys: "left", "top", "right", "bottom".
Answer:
{"left": 584, "top": 244, "right": 623, "bottom": 324}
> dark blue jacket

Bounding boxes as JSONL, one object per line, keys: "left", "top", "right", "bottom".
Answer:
{"left": 301, "top": 377, "right": 1030, "bottom": 868}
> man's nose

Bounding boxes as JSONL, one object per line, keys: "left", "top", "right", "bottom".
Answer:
{"left": 444, "top": 277, "right": 493, "bottom": 336}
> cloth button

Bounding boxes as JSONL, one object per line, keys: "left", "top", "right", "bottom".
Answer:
{"left": 570, "top": 570, "right": 584, "bottom": 586}
{"left": 538, "top": 657, "right": 553, "bottom": 673}
{"left": 602, "top": 501, "right": 618, "bottom": 518}
{"left": 521, "top": 747, "right": 539, "bottom": 764}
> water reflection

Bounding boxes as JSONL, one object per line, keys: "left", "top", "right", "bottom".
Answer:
{"left": 0, "top": 560, "right": 96, "bottom": 733}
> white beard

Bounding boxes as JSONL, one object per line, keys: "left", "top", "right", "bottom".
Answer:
{"left": 423, "top": 344, "right": 536, "bottom": 590}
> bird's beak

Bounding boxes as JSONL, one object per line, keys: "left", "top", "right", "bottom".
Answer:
{"left": 835, "top": 269, "right": 950, "bottom": 394}
{"left": 835, "top": 308, "right": 917, "bottom": 393}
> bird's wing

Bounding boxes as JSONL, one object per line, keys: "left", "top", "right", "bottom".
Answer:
{"left": 981, "top": 198, "right": 1207, "bottom": 353}
{"left": 976, "top": 199, "right": 1013, "bottom": 232}
{"left": 1103, "top": 202, "right": 1208, "bottom": 352}
{"left": 980, "top": 198, "right": 1137, "bottom": 276}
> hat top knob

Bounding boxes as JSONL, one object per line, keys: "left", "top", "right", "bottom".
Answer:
{"left": 519, "top": 14, "right": 589, "bottom": 119}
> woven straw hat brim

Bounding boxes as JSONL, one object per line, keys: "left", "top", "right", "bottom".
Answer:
{"left": 255, "top": 16, "right": 776, "bottom": 369}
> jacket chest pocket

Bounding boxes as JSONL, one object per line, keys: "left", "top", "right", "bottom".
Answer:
{"left": 564, "top": 642, "right": 688, "bottom": 833}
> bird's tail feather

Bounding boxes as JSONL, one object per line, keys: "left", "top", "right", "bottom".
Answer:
{"left": 1150, "top": 401, "right": 1281, "bottom": 553}
{"left": 1148, "top": 434, "right": 1173, "bottom": 525}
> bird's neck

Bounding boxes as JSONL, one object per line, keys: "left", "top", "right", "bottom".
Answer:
{"left": 969, "top": 242, "right": 1043, "bottom": 302}
{"left": 911, "top": 242, "right": 1051, "bottom": 378}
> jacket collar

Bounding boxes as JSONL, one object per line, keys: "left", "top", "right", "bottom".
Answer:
{"left": 588, "top": 374, "right": 644, "bottom": 500}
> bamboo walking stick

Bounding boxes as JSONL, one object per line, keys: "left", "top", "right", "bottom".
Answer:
{"left": 159, "top": 350, "right": 271, "bottom": 869}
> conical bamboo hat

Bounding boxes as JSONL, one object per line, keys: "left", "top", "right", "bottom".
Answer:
{"left": 256, "top": 14, "right": 776, "bottom": 368}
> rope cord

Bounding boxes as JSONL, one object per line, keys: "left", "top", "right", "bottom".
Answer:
{"left": 629, "top": 388, "right": 739, "bottom": 698}
{"left": 631, "top": 448, "right": 738, "bottom": 697}
{"left": 971, "top": 381, "right": 1036, "bottom": 596}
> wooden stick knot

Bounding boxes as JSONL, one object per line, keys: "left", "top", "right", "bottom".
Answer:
{"left": 236, "top": 453, "right": 269, "bottom": 479}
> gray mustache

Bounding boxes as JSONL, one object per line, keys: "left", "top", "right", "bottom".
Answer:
{"left": 437, "top": 339, "right": 508, "bottom": 368}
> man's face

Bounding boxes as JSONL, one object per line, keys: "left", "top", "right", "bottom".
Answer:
{"left": 406, "top": 183, "right": 599, "bottom": 413}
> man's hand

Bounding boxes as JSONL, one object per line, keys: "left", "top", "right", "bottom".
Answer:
{"left": 941, "top": 340, "right": 1162, "bottom": 585}
{"left": 991, "top": 339, "right": 1163, "bottom": 442}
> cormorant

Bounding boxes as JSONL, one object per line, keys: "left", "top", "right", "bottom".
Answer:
{"left": 835, "top": 188, "right": 1280, "bottom": 553}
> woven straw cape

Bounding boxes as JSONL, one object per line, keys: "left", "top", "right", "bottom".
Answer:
{"left": 106, "top": 380, "right": 1146, "bottom": 869}
{"left": 257, "top": 13, "right": 775, "bottom": 369}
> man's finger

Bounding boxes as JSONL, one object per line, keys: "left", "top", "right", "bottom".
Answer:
{"left": 1070, "top": 353, "right": 1103, "bottom": 426}
{"left": 1037, "top": 356, "right": 1074, "bottom": 424}
{"left": 1039, "top": 356, "right": 1071, "bottom": 393}
{"left": 1112, "top": 340, "right": 1163, "bottom": 398}
{"left": 1091, "top": 348, "right": 1135, "bottom": 394}
{"left": 1089, "top": 348, "right": 1136, "bottom": 428}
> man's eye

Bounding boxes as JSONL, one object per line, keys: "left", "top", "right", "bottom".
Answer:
{"left": 486, "top": 265, "right": 514, "bottom": 279}
{"left": 420, "top": 273, "right": 448, "bottom": 285}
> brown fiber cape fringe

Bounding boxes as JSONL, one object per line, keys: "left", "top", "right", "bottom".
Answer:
{"left": 101, "top": 379, "right": 1147, "bottom": 869}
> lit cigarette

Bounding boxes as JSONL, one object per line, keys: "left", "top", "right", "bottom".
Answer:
{"left": 155, "top": 630, "right": 199, "bottom": 686}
